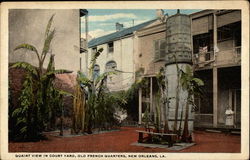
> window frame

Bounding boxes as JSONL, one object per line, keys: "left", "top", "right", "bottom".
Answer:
{"left": 108, "top": 42, "right": 114, "bottom": 53}
{"left": 105, "top": 60, "right": 117, "bottom": 72}
{"left": 154, "top": 38, "right": 166, "bottom": 61}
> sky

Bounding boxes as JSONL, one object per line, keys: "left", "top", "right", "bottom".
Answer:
{"left": 81, "top": 9, "right": 202, "bottom": 39}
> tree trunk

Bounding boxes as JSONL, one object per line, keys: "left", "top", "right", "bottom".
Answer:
{"left": 173, "top": 63, "right": 180, "bottom": 134}
{"left": 182, "top": 93, "right": 190, "bottom": 142}
{"left": 164, "top": 71, "right": 170, "bottom": 133}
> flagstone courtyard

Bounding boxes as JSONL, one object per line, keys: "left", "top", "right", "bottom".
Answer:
{"left": 9, "top": 127, "right": 240, "bottom": 153}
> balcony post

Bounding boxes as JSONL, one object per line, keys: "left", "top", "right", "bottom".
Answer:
{"left": 213, "top": 67, "right": 218, "bottom": 127}
{"left": 138, "top": 88, "right": 142, "bottom": 125}
{"left": 85, "top": 13, "right": 89, "bottom": 76}
{"left": 213, "top": 12, "right": 218, "bottom": 64}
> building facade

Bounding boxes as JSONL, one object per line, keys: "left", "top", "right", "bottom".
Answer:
{"left": 86, "top": 20, "right": 155, "bottom": 91}
{"left": 136, "top": 9, "right": 241, "bottom": 129}
{"left": 191, "top": 10, "right": 241, "bottom": 129}
{"left": 9, "top": 9, "right": 83, "bottom": 73}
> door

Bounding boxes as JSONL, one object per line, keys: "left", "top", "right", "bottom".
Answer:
{"left": 230, "top": 89, "right": 241, "bottom": 128}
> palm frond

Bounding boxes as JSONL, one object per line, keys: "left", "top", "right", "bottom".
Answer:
{"left": 11, "top": 62, "right": 38, "bottom": 76}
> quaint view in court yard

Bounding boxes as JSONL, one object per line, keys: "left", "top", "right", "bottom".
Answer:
{"left": 8, "top": 9, "right": 241, "bottom": 153}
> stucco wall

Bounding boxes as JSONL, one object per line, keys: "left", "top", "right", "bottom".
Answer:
{"left": 9, "top": 9, "right": 80, "bottom": 73}
{"left": 86, "top": 36, "right": 135, "bottom": 91}
{"left": 136, "top": 31, "right": 165, "bottom": 75}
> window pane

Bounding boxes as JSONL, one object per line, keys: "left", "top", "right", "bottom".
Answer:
{"left": 108, "top": 42, "right": 114, "bottom": 53}
{"left": 105, "top": 61, "right": 117, "bottom": 71}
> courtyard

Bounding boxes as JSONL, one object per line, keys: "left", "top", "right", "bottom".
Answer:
{"left": 9, "top": 127, "right": 240, "bottom": 153}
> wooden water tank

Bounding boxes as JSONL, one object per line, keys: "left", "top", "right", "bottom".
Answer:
{"left": 165, "top": 13, "right": 192, "bottom": 65}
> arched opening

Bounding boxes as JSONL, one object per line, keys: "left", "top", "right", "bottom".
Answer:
{"left": 93, "top": 64, "right": 100, "bottom": 80}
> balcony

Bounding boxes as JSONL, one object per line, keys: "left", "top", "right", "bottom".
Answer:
{"left": 193, "top": 51, "right": 214, "bottom": 67}
{"left": 235, "top": 46, "right": 241, "bottom": 57}
{"left": 234, "top": 46, "right": 241, "bottom": 63}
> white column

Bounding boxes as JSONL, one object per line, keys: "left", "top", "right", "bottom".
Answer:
{"left": 150, "top": 77, "right": 153, "bottom": 119}
{"left": 138, "top": 88, "right": 142, "bottom": 125}
{"left": 85, "top": 14, "right": 89, "bottom": 76}
{"left": 213, "top": 13, "right": 218, "bottom": 62}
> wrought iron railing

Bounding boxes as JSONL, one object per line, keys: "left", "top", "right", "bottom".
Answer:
{"left": 193, "top": 51, "right": 214, "bottom": 64}
{"left": 205, "top": 51, "right": 214, "bottom": 61}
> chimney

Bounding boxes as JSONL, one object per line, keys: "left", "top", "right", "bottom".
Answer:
{"left": 156, "top": 9, "right": 166, "bottom": 22}
{"left": 116, "top": 22, "right": 124, "bottom": 31}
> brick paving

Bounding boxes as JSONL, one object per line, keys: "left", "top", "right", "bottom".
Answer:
{"left": 9, "top": 127, "right": 240, "bottom": 152}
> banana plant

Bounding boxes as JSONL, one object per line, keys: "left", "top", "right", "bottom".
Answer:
{"left": 10, "top": 14, "right": 72, "bottom": 140}
{"left": 74, "top": 48, "right": 122, "bottom": 133}
{"left": 180, "top": 65, "right": 204, "bottom": 142}
{"left": 156, "top": 67, "right": 170, "bottom": 133}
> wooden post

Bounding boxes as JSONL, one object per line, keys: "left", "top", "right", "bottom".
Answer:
{"left": 85, "top": 13, "right": 89, "bottom": 76}
{"left": 150, "top": 77, "right": 154, "bottom": 122}
{"left": 139, "top": 88, "right": 142, "bottom": 125}
{"left": 213, "top": 67, "right": 218, "bottom": 127}
{"left": 213, "top": 12, "right": 218, "bottom": 128}
{"left": 213, "top": 12, "right": 218, "bottom": 62}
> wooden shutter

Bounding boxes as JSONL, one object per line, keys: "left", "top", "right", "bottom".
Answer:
{"left": 154, "top": 40, "right": 160, "bottom": 60}
{"left": 160, "top": 39, "right": 166, "bottom": 59}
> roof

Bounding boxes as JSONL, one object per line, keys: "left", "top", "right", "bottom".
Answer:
{"left": 88, "top": 19, "right": 156, "bottom": 48}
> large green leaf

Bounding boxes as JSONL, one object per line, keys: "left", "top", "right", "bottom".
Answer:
{"left": 41, "top": 69, "right": 72, "bottom": 80}
{"left": 78, "top": 76, "right": 92, "bottom": 87}
{"left": 11, "top": 62, "right": 38, "bottom": 77}
{"left": 46, "top": 54, "right": 55, "bottom": 72}
{"left": 45, "top": 14, "right": 55, "bottom": 38}
{"left": 56, "top": 88, "right": 74, "bottom": 97}
{"left": 42, "top": 29, "right": 55, "bottom": 58}
{"left": 95, "top": 71, "right": 116, "bottom": 87}
{"left": 192, "top": 78, "right": 204, "bottom": 86}
{"left": 14, "top": 43, "right": 38, "bottom": 54}
{"left": 14, "top": 44, "right": 40, "bottom": 61}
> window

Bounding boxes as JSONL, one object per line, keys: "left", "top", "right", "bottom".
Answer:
{"left": 218, "top": 26, "right": 233, "bottom": 41}
{"left": 108, "top": 42, "right": 114, "bottom": 53}
{"left": 105, "top": 61, "right": 117, "bottom": 72}
{"left": 93, "top": 64, "right": 100, "bottom": 80}
{"left": 154, "top": 39, "right": 166, "bottom": 60}
{"left": 193, "top": 31, "right": 213, "bottom": 54}
{"left": 92, "top": 47, "right": 97, "bottom": 54}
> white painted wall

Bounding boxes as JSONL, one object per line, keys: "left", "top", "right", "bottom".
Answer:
{"left": 85, "top": 36, "right": 135, "bottom": 91}
{"left": 9, "top": 9, "right": 81, "bottom": 73}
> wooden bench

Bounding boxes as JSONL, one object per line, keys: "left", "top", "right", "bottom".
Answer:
{"left": 136, "top": 130, "right": 177, "bottom": 147}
